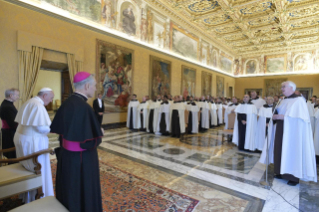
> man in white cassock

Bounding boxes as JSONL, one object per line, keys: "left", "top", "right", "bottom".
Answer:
{"left": 14, "top": 88, "right": 54, "bottom": 203}
{"left": 170, "top": 96, "right": 185, "bottom": 138}
{"left": 198, "top": 96, "right": 210, "bottom": 132}
{"left": 224, "top": 97, "right": 238, "bottom": 129}
{"left": 307, "top": 96, "right": 316, "bottom": 133}
{"left": 232, "top": 94, "right": 258, "bottom": 151}
{"left": 127, "top": 94, "right": 140, "bottom": 131}
{"left": 313, "top": 108, "right": 319, "bottom": 157}
{"left": 260, "top": 81, "right": 317, "bottom": 186}
{"left": 250, "top": 91, "right": 266, "bottom": 112}
{"left": 137, "top": 96, "right": 149, "bottom": 131}
{"left": 216, "top": 98, "right": 223, "bottom": 126}
{"left": 156, "top": 95, "right": 170, "bottom": 135}
{"left": 186, "top": 96, "right": 199, "bottom": 134}
{"left": 147, "top": 97, "right": 161, "bottom": 133}
{"left": 255, "top": 96, "right": 273, "bottom": 151}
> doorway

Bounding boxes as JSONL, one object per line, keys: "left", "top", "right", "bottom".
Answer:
{"left": 228, "top": 86, "right": 233, "bottom": 97}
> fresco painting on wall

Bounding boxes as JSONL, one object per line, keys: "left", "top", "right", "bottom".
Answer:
{"left": 101, "top": 0, "right": 116, "bottom": 28}
{"left": 216, "top": 76, "right": 224, "bottom": 97}
{"left": 211, "top": 50, "right": 218, "bottom": 68}
{"left": 294, "top": 54, "right": 311, "bottom": 72}
{"left": 149, "top": 56, "right": 171, "bottom": 98}
{"left": 265, "top": 54, "right": 287, "bottom": 73}
{"left": 244, "top": 89, "right": 262, "bottom": 97}
{"left": 171, "top": 23, "right": 198, "bottom": 61}
{"left": 246, "top": 60, "right": 257, "bottom": 74}
{"left": 264, "top": 78, "right": 287, "bottom": 97}
{"left": 181, "top": 66, "right": 196, "bottom": 99}
{"left": 96, "top": 40, "right": 133, "bottom": 113}
{"left": 220, "top": 53, "right": 232, "bottom": 73}
{"left": 120, "top": 3, "right": 137, "bottom": 35}
{"left": 201, "top": 71, "right": 212, "bottom": 96}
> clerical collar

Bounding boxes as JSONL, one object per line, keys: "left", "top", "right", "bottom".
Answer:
{"left": 263, "top": 104, "right": 273, "bottom": 108}
{"left": 34, "top": 96, "right": 44, "bottom": 105}
{"left": 230, "top": 103, "right": 238, "bottom": 106}
{"left": 74, "top": 92, "right": 88, "bottom": 101}
{"left": 286, "top": 93, "right": 299, "bottom": 99}
{"left": 161, "top": 101, "right": 169, "bottom": 104}
{"left": 141, "top": 101, "right": 145, "bottom": 104}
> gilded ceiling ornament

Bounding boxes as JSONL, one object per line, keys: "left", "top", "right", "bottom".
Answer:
{"left": 239, "top": 2, "right": 272, "bottom": 15}
{"left": 203, "top": 14, "right": 232, "bottom": 26}
{"left": 186, "top": 0, "right": 220, "bottom": 15}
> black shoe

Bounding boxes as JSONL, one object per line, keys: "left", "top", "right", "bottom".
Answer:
{"left": 287, "top": 181, "right": 299, "bottom": 186}
{"left": 274, "top": 174, "right": 282, "bottom": 179}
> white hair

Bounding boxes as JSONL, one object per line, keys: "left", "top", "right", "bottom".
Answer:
{"left": 267, "top": 96, "right": 274, "bottom": 101}
{"left": 73, "top": 75, "right": 95, "bottom": 90}
{"left": 282, "top": 81, "right": 296, "bottom": 91}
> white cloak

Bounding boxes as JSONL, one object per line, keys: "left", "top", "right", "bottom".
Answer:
{"left": 156, "top": 103, "right": 170, "bottom": 134}
{"left": 14, "top": 96, "right": 54, "bottom": 203}
{"left": 199, "top": 101, "right": 210, "bottom": 129}
{"left": 307, "top": 101, "right": 315, "bottom": 133}
{"left": 224, "top": 104, "right": 237, "bottom": 129}
{"left": 260, "top": 97, "right": 317, "bottom": 182}
{"left": 170, "top": 103, "right": 186, "bottom": 133}
{"left": 126, "top": 101, "right": 140, "bottom": 129}
{"left": 210, "top": 102, "right": 218, "bottom": 126}
{"left": 232, "top": 104, "right": 258, "bottom": 151}
{"left": 216, "top": 103, "right": 223, "bottom": 124}
{"left": 255, "top": 106, "right": 272, "bottom": 151}
{"left": 187, "top": 103, "right": 199, "bottom": 133}
{"left": 313, "top": 109, "right": 319, "bottom": 156}
{"left": 251, "top": 98, "right": 266, "bottom": 112}
{"left": 137, "top": 102, "right": 149, "bottom": 129}
{"left": 147, "top": 101, "right": 161, "bottom": 133}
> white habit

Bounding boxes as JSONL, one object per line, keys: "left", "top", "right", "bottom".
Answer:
{"left": 199, "top": 101, "right": 210, "bottom": 130}
{"left": 313, "top": 109, "right": 319, "bottom": 156}
{"left": 170, "top": 103, "right": 186, "bottom": 134}
{"left": 307, "top": 101, "right": 315, "bottom": 133}
{"left": 216, "top": 103, "right": 223, "bottom": 124}
{"left": 255, "top": 105, "right": 272, "bottom": 151}
{"left": 14, "top": 96, "right": 54, "bottom": 203}
{"left": 232, "top": 103, "right": 258, "bottom": 151}
{"left": 260, "top": 96, "right": 317, "bottom": 182}
{"left": 137, "top": 101, "right": 149, "bottom": 129}
{"left": 147, "top": 101, "right": 161, "bottom": 133}
{"left": 187, "top": 102, "right": 199, "bottom": 133}
{"left": 156, "top": 102, "right": 170, "bottom": 134}
{"left": 210, "top": 102, "right": 218, "bottom": 127}
{"left": 126, "top": 100, "right": 140, "bottom": 129}
{"left": 251, "top": 97, "right": 266, "bottom": 112}
{"left": 224, "top": 104, "right": 237, "bottom": 129}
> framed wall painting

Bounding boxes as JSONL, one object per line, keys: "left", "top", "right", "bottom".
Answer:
{"left": 96, "top": 39, "right": 134, "bottom": 113}
{"left": 181, "top": 66, "right": 196, "bottom": 99}
{"left": 201, "top": 71, "right": 212, "bottom": 97}
{"left": 216, "top": 75, "right": 224, "bottom": 97}
{"left": 264, "top": 78, "right": 287, "bottom": 97}
{"left": 149, "top": 56, "right": 171, "bottom": 98}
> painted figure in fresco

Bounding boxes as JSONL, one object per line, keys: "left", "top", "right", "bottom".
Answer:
{"left": 295, "top": 55, "right": 308, "bottom": 71}
{"left": 102, "top": 64, "right": 117, "bottom": 99}
{"left": 140, "top": 18, "right": 148, "bottom": 41}
{"left": 114, "top": 61, "right": 127, "bottom": 94}
{"left": 147, "top": 9, "right": 153, "bottom": 43}
{"left": 114, "top": 83, "right": 129, "bottom": 107}
{"left": 102, "top": 0, "right": 112, "bottom": 27}
{"left": 246, "top": 60, "right": 256, "bottom": 74}
{"left": 122, "top": 5, "right": 136, "bottom": 35}
{"left": 212, "top": 51, "right": 217, "bottom": 67}
{"left": 162, "top": 23, "right": 167, "bottom": 48}
{"left": 156, "top": 74, "right": 162, "bottom": 95}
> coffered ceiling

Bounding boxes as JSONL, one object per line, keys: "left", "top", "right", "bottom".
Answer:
{"left": 156, "top": 0, "right": 319, "bottom": 56}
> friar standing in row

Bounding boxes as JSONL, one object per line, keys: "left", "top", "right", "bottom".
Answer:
{"left": 216, "top": 98, "right": 223, "bottom": 126}
{"left": 156, "top": 95, "right": 170, "bottom": 135}
{"left": 137, "top": 96, "right": 149, "bottom": 131}
{"left": 198, "top": 96, "right": 210, "bottom": 132}
{"left": 224, "top": 97, "right": 238, "bottom": 129}
{"left": 51, "top": 72, "right": 104, "bottom": 211}
{"left": 232, "top": 94, "right": 258, "bottom": 151}
{"left": 250, "top": 91, "right": 266, "bottom": 112}
{"left": 147, "top": 97, "right": 161, "bottom": 133}
{"left": 186, "top": 96, "right": 199, "bottom": 134}
{"left": 0, "top": 88, "right": 19, "bottom": 159}
{"left": 260, "top": 81, "right": 317, "bottom": 186}
{"left": 170, "top": 96, "right": 186, "bottom": 138}
{"left": 255, "top": 96, "right": 273, "bottom": 151}
{"left": 126, "top": 94, "right": 140, "bottom": 131}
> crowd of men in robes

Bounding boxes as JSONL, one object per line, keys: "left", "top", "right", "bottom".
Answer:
{"left": 126, "top": 83, "right": 318, "bottom": 186}
{"left": 1, "top": 72, "right": 104, "bottom": 211}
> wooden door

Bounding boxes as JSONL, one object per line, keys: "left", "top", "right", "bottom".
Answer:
{"left": 62, "top": 71, "right": 72, "bottom": 103}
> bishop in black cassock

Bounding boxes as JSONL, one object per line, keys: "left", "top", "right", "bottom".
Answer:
{"left": 51, "top": 72, "right": 103, "bottom": 211}
{"left": 0, "top": 88, "right": 19, "bottom": 159}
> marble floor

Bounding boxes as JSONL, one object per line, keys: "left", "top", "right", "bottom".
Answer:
{"left": 48, "top": 126, "right": 319, "bottom": 212}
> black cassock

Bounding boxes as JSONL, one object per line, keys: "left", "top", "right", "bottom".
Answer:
{"left": 171, "top": 103, "right": 181, "bottom": 138}
{"left": 237, "top": 113, "right": 247, "bottom": 151}
{"left": 187, "top": 102, "right": 196, "bottom": 134}
{"left": 0, "top": 100, "right": 17, "bottom": 159}
{"left": 51, "top": 93, "right": 103, "bottom": 212}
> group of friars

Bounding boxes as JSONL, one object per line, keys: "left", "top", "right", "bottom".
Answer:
{"left": 1, "top": 76, "right": 318, "bottom": 212}
{"left": 126, "top": 82, "right": 318, "bottom": 186}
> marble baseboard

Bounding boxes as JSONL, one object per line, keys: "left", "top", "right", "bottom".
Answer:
{"left": 102, "top": 122, "right": 126, "bottom": 130}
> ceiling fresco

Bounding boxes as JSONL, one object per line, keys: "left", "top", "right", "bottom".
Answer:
{"left": 156, "top": 0, "right": 319, "bottom": 56}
